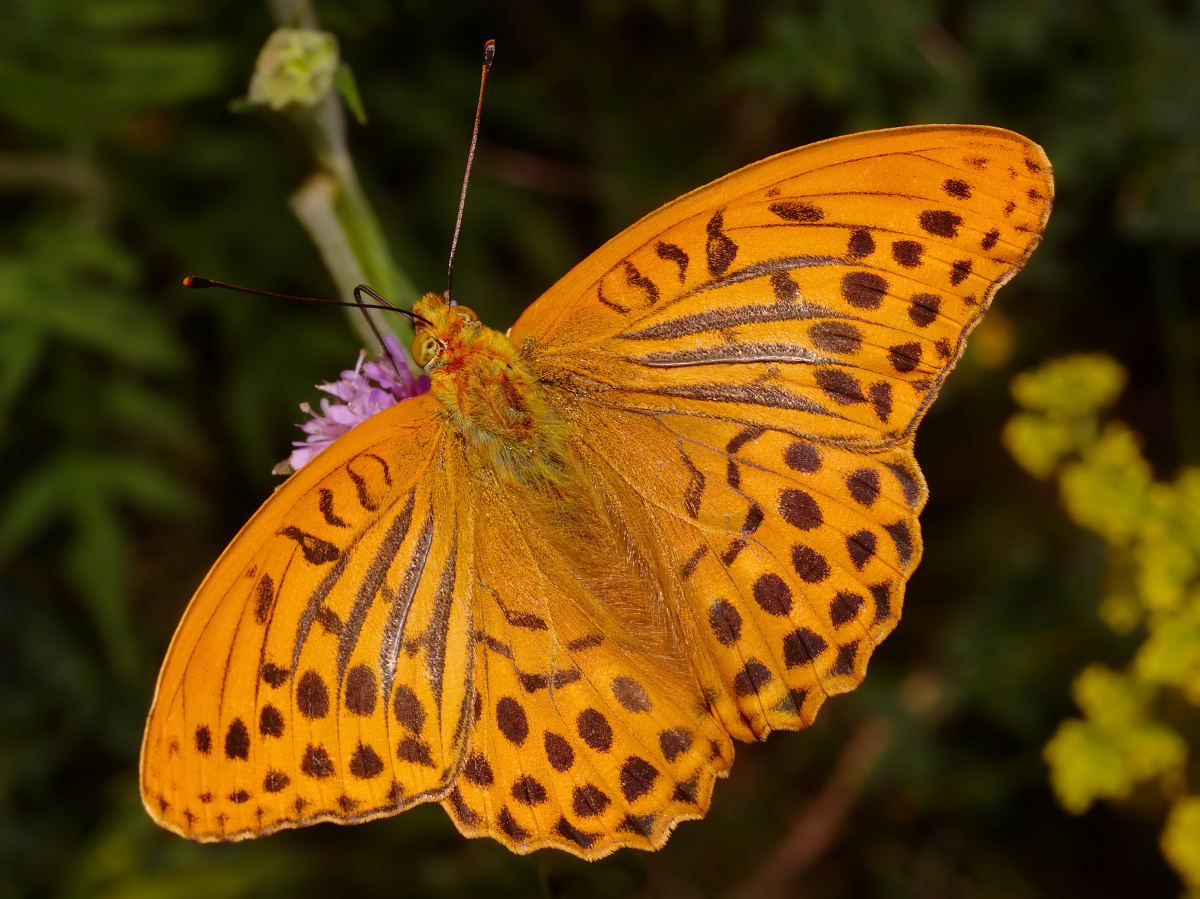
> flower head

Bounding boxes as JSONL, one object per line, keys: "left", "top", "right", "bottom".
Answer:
{"left": 274, "top": 334, "right": 429, "bottom": 475}
{"left": 248, "top": 28, "right": 339, "bottom": 112}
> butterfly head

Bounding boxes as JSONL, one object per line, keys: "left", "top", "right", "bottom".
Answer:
{"left": 410, "top": 291, "right": 482, "bottom": 372}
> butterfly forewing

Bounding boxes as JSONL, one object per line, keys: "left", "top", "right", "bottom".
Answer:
{"left": 141, "top": 394, "right": 476, "bottom": 840}
{"left": 514, "top": 125, "right": 1052, "bottom": 448}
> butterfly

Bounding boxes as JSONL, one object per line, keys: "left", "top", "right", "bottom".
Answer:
{"left": 141, "top": 125, "right": 1052, "bottom": 859}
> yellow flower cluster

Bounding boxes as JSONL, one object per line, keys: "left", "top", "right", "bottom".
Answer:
{"left": 1005, "top": 353, "right": 1200, "bottom": 891}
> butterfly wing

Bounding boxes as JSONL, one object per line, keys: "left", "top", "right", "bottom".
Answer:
{"left": 141, "top": 393, "right": 478, "bottom": 840}
{"left": 510, "top": 125, "right": 1052, "bottom": 740}
{"left": 575, "top": 415, "right": 926, "bottom": 742}
{"left": 439, "top": 464, "right": 733, "bottom": 858}
{"left": 142, "top": 390, "right": 734, "bottom": 855}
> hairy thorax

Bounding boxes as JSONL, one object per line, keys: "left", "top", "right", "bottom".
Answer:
{"left": 412, "top": 292, "right": 568, "bottom": 490}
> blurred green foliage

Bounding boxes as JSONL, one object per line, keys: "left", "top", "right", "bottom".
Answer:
{"left": 1006, "top": 354, "right": 1200, "bottom": 893}
{"left": 0, "top": 1, "right": 1197, "bottom": 897}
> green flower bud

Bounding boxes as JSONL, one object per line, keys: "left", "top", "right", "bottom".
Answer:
{"left": 248, "top": 28, "right": 339, "bottom": 112}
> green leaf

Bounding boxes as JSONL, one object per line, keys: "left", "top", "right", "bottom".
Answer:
{"left": 335, "top": 62, "right": 368, "bottom": 125}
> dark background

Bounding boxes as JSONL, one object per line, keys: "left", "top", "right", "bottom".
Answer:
{"left": 1, "top": 1, "right": 1197, "bottom": 896}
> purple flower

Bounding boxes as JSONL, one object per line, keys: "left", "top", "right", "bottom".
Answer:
{"left": 274, "top": 334, "right": 430, "bottom": 474}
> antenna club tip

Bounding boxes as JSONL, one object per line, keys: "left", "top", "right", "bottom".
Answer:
{"left": 483, "top": 40, "right": 495, "bottom": 65}
{"left": 183, "top": 276, "right": 213, "bottom": 289}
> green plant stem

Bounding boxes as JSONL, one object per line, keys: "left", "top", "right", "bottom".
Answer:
{"left": 266, "top": 0, "right": 417, "bottom": 352}
{"left": 267, "top": 0, "right": 317, "bottom": 30}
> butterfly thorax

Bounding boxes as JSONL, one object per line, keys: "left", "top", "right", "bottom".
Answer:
{"left": 413, "top": 292, "right": 567, "bottom": 488}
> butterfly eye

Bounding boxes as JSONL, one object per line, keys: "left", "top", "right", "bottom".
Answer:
{"left": 411, "top": 331, "right": 441, "bottom": 368}
{"left": 450, "top": 305, "right": 478, "bottom": 323}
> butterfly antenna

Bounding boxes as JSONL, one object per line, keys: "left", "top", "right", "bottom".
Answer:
{"left": 353, "top": 285, "right": 422, "bottom": 375}
{"left": 446, "top": 39, "right": 496, "bottom": 303}
{"left": 182, "top": 276, "right": 413, "bottom": 317}
{"left": 184, "top": 277, "right": 431, "bottom": 375}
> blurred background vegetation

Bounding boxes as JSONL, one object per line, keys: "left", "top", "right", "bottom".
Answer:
{"left": 1, "top": 0, "right": 1198, "bottom": 896}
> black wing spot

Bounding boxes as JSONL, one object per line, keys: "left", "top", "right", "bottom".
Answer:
{"left": 597, "top": 283, "right": 629, "bottom": 314}
{"left": 253, "top": 573, "right": 275, "bottom": 624}
{"left": 846, "top": 469, "right": 881, "bottom": 506}
{"left": 783, "top": 628, "right": 828, "bottom": 668}
{"left": 841, "top": 271, "right": 888, "bottom": 309}
{"left": 891, "top": 240, "right": 924, "bottom": 268}
{"left": 497, "top": 697, "right": 529, "bottom": 746}
{"left": 846, "top": 530, "right": 877, "bottom": 569}
{"left": 888, "top": 342, "right": 923, "bottom": 374}
{"left": 315, "top": 606, "right": 343, "bottom": 635}
{"left": 918, "top": 210, "right": 963, "bottom": 238}
{"left": 296, "top": 670, "right": 330, "bottom": 719}
{"left": 655, "top": 241, "right": 689, "bottom": 283}
{"left": 344, "top": 664, "right": 378, "bottom": 716}
{"left": 792, "top": 545, "right": 830, "bottom": 583}
{"left": 705, "top": 210, "right": 738, "bottom": 276}
{"left": 815, "top": 368, "right": 866, "bottom": 405}
{"left": 318, "top": 488, "right": 349, "bottom": 528}
{"left": 259, "top": 704, "right": 285, "bottom": 737}
{"left": 279, "top": 527, "right": 339, "bottom": 565}
{"left": 809, "top": 321, "right": 862, "bottom": 355}
{"left": 726, "top": 426, "right": 765, "bottom": 454}
{"left": 682, "top": 452, "right": 705, "bottom": 518}
{"left": 847, "top": 229, "right": 876, "bottom": 258}
{"left": 884, "top": 521, "right": 915, "bottom": 566}
{"left": 770, "top": 200, "right": 824, "bottom": 222}
{"left": 225, "top": 719, "right": 250, "bottom": 759}
{"left": 943, "top": 178, "right": 971, "bottom": 199}
{"left": 870, "top": 382, "right": 893, "bottom": 423}
{"left": 624, "top": 262, "right": 659, "bottom": 305}
{"left": 830, "top": 591, "right": 865, "bottom": 626}
{"left": 709, "top": 600, "right": 743, "bottom": 646}
{"left": 771, "top": 270, "right": 801, "bottom": 302}
{"left": 349, "top": 744, "right": 385, "bottom": 779}
{"left": 345, "top": 452, "right": 392, "bottom": 512}
{"left": 830, "top": 640, "right": 859, "bottom": 677}
{"left": 261, "top": 662, "right": 290, "bottom": 687}
{"left": 446, "top": 786, "right": 480, "bottom": 826}
{"left": 566, "top": 634, "right": 604, "bottom": 652}
{"left": 870, "top": 582, "right": 893, "bottom": 624}
{"left": 733, "top": 659, "right": 773, "bottom": 695}
{"left": 908, "top": 293, "right": 941, "bottom": 328}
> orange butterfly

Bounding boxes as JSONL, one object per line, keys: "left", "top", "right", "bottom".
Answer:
{"left": 142, "top": 125, "right": 1052, "bottom": 859}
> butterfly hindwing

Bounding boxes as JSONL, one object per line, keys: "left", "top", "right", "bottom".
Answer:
{"left": 141, "top": 394, "right": 476, "bottom": 840}
{"left": 441, "top": 460, "right": 733, "bottom": 858}
{"left": 578, "top": 411, "right": 923, "bottom": 740}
